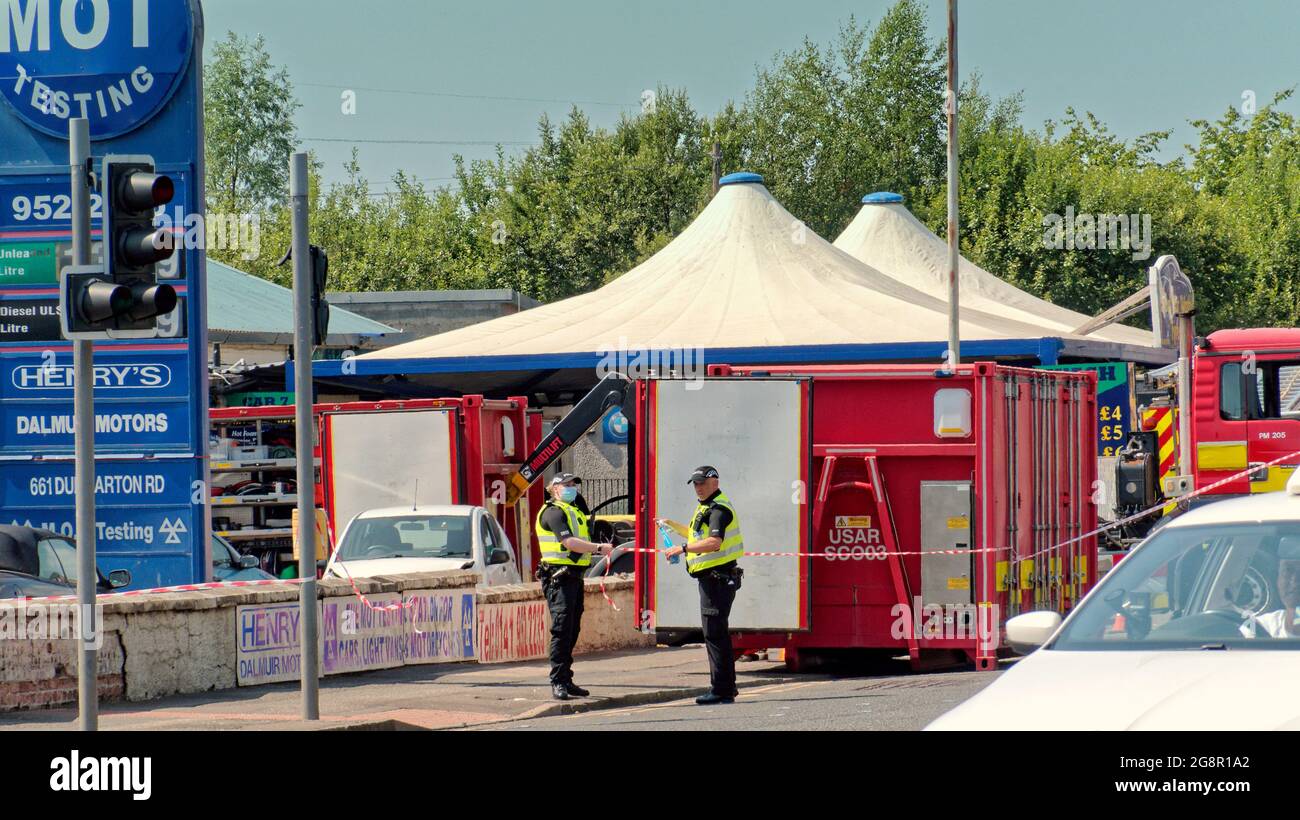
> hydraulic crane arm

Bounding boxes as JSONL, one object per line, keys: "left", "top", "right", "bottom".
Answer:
{"left": 505, "top": 373, "right": 633, "bottom": 506}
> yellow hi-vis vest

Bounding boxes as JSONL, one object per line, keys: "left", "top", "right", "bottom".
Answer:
{"left": 535, "top": 499, "right": 592, "bottom": 567}
{"left": 687, "top": 492, "right": 743, "bottom": 574}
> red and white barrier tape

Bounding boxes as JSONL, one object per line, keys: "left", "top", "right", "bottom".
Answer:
{"left": 18, "top": 449, "right": 1298, "bottom": 612}
{"left": 1015, "top": 447, "right": 1300, "bottom": 564}
{"left": 612, "top": 449, "right": 1300, "bottom": 608}
{"left": 20, "top": 576, "right": 305, "bottom": 603}
{"left": 331, "top": 557, "right": 418, "bottom": 616}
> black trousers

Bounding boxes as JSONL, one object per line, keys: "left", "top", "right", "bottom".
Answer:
{"left": 697, "top": 572, "right": 738, "bottom": 697}
{"left": 543, "top": 569, "right": 585, "bottom": 685}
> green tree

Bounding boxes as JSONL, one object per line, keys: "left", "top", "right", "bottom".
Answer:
{"left": 205, "top": 32, "right": 300, "bottom": 216}
{"left": 741, "top": 2, "right": 946, "bottom": 237}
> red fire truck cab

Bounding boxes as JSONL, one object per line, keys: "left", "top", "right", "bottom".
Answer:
{"left": 1191, "top": 328, "right": 1300, "bottom": 496}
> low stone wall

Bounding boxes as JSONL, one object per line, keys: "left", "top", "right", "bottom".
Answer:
{"left": 0, "top": 571, "right": 649, "bottom": 712}
{"left": 476, "top": 577, "right": 652, "bottom": 663}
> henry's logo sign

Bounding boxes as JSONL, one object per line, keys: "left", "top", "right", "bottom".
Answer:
{"left": 12, "top": 362, "right": 170, "bottom": 390}
{"left": 0, "top": 0, "right": 195, "bottom": 139}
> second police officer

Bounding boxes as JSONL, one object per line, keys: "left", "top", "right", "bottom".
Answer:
{"left": 660, "top": 465, "right": 744, "bottom": 705}
{"left": 535, "top": 472, "right": 613, "bottom": 701}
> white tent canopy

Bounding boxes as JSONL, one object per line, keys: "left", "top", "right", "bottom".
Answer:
{"left": 357, "top": 175, "right": 1161, "bottom": 371}
{"left": 833, "top": 192, "right": 1153, "bottom": 347}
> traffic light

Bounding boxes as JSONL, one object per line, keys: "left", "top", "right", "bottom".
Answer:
{"left": 276, "top": 243, "right": 330, "bottom": 347}
{"left": 61, "top": 265, "right": 133, "bottom": 337}
{"left": 310, "top": 244, "right": 330, "bottom": 346}
{"left": 69, "top": 154, "right": 177, "bottom": 335}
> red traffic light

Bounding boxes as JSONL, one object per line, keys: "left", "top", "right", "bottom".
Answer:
{"left": 118, "top": 171, "right": 174, "bottom": 212}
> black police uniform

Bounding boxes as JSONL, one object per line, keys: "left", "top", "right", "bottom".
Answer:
{"left": 690, "top": 490, "right": 740, "bottom": 699}
{"left": 538, "top": 504, "right": 586, "bottom": 686}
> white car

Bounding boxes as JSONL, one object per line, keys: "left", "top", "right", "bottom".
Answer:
{"left": 323, "top": 505, "right": 522, "bottom": 587}
{"left": 928, "top": 471, "right": 1300, "bottom": 730}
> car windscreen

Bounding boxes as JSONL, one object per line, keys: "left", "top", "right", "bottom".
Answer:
{"left": 1052, "top": 522, "right": 1300, "bottom": 650}
{"left": 337, "top": 515, "right": 472, "bottom": 561}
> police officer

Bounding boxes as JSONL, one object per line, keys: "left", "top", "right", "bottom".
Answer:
{"left": 660, "top": 465, "right": 744, "bottom": 705}
{"left": 535, "top": 472, "right": 613, "bottom": 700}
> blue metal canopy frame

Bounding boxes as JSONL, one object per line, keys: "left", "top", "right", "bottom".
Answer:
{"left": 300, "top": 335, "right": 1173, "bottom": 386}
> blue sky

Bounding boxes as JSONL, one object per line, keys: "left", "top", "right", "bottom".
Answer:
{"left": 202, "top": 0, "right": 1300, "bottom": 191}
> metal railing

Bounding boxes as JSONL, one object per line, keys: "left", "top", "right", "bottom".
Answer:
{"left": 582, "top": 478, "right": 629, "bottom": 514}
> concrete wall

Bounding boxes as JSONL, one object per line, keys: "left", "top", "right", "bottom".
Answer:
{"left": 327, "top": 289, "right": 540, "bottom": 349}
{"left": 0, "top": 572, "right": 647, "bottom": 712}
{"left": 476, "top": 578, "right": 651, "bottom": 663}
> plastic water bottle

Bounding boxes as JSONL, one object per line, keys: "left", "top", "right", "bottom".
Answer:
{"left": 658, "top": 524, "right": 680, "bottom": 565}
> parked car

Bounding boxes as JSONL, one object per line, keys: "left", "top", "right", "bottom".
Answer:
{"left": 211, "top": 533, "right": 276, "bottom": 581}
{"left": 927, "top": 471, "right": 1300, "bottom": 730}
{"left": 0, "top": 525, "right": 131, "bottom": 599}
{"left": 322, "top": 505, "right": 522, "bottom": 586}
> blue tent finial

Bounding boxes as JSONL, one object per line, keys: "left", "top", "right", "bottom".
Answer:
{"left": 719, "top": 172, "right": 764, "bottom": 186}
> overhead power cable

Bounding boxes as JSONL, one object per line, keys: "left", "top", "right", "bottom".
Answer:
{"left": 299, "top": 81, "right": 636, "bottom": 109}
{"left": 303, "top": 137, "right": 535, "bottom": 146}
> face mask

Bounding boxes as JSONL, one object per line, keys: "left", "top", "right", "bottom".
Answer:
{"left": 558, "top": 486, "right": 578, "bottom": 503}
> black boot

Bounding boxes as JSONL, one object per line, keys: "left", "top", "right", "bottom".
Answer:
{"left": 552, "top": 684, "right": 570, "bottom": 700}
{"left": 695, "top": 691, "right": 735, "bottom": 705}
{"left": 564, "top": 682, "right": 590, "bottom": 697}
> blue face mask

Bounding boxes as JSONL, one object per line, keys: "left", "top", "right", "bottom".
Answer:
{"left": 558, "top": 486, "right": 578, "bottom": 503}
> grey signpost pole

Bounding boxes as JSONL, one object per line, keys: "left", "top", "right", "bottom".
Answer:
{"left": 945, "top": 0, "right": 960, "bottom": 367}
{"left": 291, "top": 152, "right": 320, "bottom": 720}
{"left": 69, "top": 117, "right": 97, "bottom": 732}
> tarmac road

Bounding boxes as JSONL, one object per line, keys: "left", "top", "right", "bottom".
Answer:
{"left": 471, "top": 661, "right": 1003, "bottom": 731}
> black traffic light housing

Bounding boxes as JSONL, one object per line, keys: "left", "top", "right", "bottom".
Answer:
{"left": 310, "top": 244, "right": 330, "bottom": 347}
{"left": 98, "top": 154, "right": 176, "bottom": 334}
{"left": 61, "top": 265, "right": 132, "bottom": 337}
{"left": 277, "top": 243, "right": 331, "bottom": 347}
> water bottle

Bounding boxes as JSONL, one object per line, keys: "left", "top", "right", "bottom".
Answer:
{"left": 658, "top": 524, "right": 680, "bottom": 565}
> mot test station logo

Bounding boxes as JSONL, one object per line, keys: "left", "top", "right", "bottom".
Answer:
{"left": 11, "top": 363, "right": 171, "bottom": 391}
{"left": 49, "top": 750, "right": 151, "bottom": 801}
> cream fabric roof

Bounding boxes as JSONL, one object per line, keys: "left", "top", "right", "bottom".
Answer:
{"left": 362, "top": 180, "right": 1112, "bottom": 363}
{"left": 833, "top": 198, "right": 1153, "bottom": 346}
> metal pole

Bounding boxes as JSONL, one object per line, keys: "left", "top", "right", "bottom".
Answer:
{"left": 291, "top": 152, "right": 320, "bottom": 720}
{"left": 711, "top": 142, "right": 722, "bottom": 197}
{"left": 1176, "top": 313, "right": 1195, "bottom": 478}
{"left": 69, "top": 118, "right": 97, "bottom": 732}
{"left": 945, "top": 0, "right": 960, "bottom": 367}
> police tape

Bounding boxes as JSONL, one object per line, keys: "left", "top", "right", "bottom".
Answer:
{"left": 20, "top": 448, "right": 1300, "bottom": 610}
{"left": 1014, "top": 445, "right": 1300, "bottom": 567}
{"left": 331, "top": 556, "right": 417, "bottom": 615}
{"left": 20, "top": 576, "right": 306, "bottom": 603}
{"left": 614, "top": 447, "right": 1300, "bottom": 573}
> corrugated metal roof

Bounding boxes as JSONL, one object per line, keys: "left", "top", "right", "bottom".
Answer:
{"left": 207, "top": 260, "right": 396, "bottom": 344}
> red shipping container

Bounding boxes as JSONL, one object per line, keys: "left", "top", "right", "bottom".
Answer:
{"left": 634, "top": 362, "right": 1097, "bottom": 671}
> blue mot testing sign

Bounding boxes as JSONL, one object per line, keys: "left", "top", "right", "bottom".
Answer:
{"left": 0, "top": 0, "right": 208, "bottom": 589}
{"left": 0, "top": 0, "right": 194, "bottom": 139}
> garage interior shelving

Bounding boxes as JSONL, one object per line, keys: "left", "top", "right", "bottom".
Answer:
{"left": 209, "top": 406, "right": 319, "bottom": 576}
